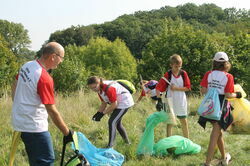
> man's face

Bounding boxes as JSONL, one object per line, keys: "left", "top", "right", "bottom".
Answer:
{"left": 51, "top": 51, "right": 64, "bottom": 69}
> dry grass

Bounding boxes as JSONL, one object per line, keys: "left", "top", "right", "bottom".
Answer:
{"left": 1, "top": 92, "right": 250, "bottom": 166}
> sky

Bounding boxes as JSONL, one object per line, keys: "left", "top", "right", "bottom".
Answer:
{"left": 0, "top": 0, "right": 249, "bottom": 51}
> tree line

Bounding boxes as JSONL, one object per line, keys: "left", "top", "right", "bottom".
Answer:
{"left": 0, "top": 3, "right": 249, "bottom": 95}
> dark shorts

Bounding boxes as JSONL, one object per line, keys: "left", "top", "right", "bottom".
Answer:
{"left": 177, "top": 115, "right": 187, "bottom": 119}
{"left": 198, "top": 95, "right": 234, "bottom": 131}
{"left": 151, "top": 94, "right": 162, "bottom": 101}
{"left": 21, "top": 131, "right": 55, "bottom": 166}
{"left": 151, "top": 96, "right": 158, "bottom": 101}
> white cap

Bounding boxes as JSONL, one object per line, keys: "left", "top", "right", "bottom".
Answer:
{"left": 213, "top": 52, "right": 229, "bottom": 62}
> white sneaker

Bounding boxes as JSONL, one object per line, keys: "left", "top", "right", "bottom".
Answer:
{"left": 221, "top": 153, "right": 231, "bottom": 166}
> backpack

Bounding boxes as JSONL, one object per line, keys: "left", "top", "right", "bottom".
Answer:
{"left": 105, "top": 80, "right": 136, "bottom": 94}
{"left": 145, "top": 80, "right": 158, "bottom": 90}
{"left": 197, "top": 88, "right": 224, "bottom": 120}
{"left": 167, "top": 69, "right": 185, "bottom": 83}
{"left": 161, "top": 70, "right": 185, "bottom": 86}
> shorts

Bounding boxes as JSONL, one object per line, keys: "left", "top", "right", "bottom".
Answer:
{"left": 151, "top": 96, "right": 158, "bottom": 101}
{"left": 177, "top": 115, "right": 187, "bottom": 119}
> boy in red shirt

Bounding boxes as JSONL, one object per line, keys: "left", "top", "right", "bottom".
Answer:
{"left": 156, "top": 54, "right": 191, "bottom": 138}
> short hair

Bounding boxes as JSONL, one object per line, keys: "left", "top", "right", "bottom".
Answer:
{"left": 212, "top": 61, "right": 231, "bottom": 72}
{"left": 170, "top": 54, "right": 182, "bottom": 65}
{"left": 42, "top": 44, "right": 59, "bottom": 57}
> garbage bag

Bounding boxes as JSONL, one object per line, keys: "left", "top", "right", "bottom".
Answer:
{"left": 136, "top": 111, "right": 169, "bottom": 155}
{"left": 153, "top": 135, "right": 201, "bottom": 156}
{"left": 72, "top": 132, "right": 124, "bottom": 166}
{"left": 228, "top": 85, "right": 250, "bottom": 134}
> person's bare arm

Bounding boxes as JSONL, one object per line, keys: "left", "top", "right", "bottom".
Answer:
{"left": 103, "top": 101, "right": 117, "bottom": 114}
{"left": 11, "top": 79, "right": 18, "bottom": 101}
{"left": 45, "top": 104, "right": 69, "bottom": 136}
{"left": 170, "top": 85, "right": 190, "bottom": 91}
{"left": 98, "top": 102, "right": 107, "bottom": 112}
{"left": 225, "top": 92, "right": 237, "bottom": 98}
{"left": 200, "top": 87, "right": 207, "bottom": 94}
{"left": 156, "top": 89, "right": 162, "bottom": 98}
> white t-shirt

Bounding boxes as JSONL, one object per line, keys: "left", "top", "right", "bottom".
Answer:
{"left": 166, "top": 74, "right": 188, "bottom": 116}
{"left": 200, "top": 70, "right": 234, "bottom": 94}
{"left": 98, "top": 81, "right": 134, "bottom": 109}
{"left": 156, "top": 70, "right": 191, "bottom": 116}
{"left": 12, "top": 60, "right": 55, "bottom": 132}
{"left": 142, "top": 86, "right": 157, "bottom": 97}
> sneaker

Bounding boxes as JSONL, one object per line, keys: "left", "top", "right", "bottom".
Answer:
{"left": 220, "top": 153, "right": 231, "bottom": 166}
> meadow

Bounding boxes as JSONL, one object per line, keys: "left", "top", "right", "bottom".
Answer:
{"left": 1, "top": 91, "right": 250, "bottom": 166}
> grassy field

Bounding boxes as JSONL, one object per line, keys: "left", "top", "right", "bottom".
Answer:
{"left": 1, "top": 91, "right": 250, "bottom": 166}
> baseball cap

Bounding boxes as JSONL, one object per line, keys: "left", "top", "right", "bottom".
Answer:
{"left": 213, "top": 52, "right": 229, "bottom": 62}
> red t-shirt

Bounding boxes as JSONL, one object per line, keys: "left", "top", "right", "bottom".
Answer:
{"left": 156, "top": 70, "right": 191, "bottom": 92}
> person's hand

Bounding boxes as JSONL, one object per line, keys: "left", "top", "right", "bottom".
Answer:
{"left": 170, "top": 84, "right": 177, "bottom": 91}
{"left": 156, "top": 98, "right": 163, "bottom": 111}
{"left": 236, "top": 92, "right": 242, "bottom": 98}
{"left": 63, "top": 129, "right": 74, "bottom": 145}
{"left": 92, "top": 112, "right": 105, "bottom": 121}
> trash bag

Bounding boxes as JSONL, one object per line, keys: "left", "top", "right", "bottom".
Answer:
{"left": 136, "top": 111, "right": 169, "bottom": 155}
{"left": 71, "top": 132, "right": 124, "bottom": 166}
{"left": 228, "top": 84, "right": 250, "bottom": 134}
{"left": 153, "top": 135, "right": 201, "bottom": 156}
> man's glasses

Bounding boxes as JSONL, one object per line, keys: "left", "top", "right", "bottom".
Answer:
{"left": 55, "top": 53, "right": 64, "bottom": 60}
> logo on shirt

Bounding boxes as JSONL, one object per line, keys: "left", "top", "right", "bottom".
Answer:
{"left": 20, "top": 67, "right": 31, "bottom": 82}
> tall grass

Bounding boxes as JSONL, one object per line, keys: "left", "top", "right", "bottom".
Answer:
{"left": 1, "top": 92, "right": 250, "bottom": 165}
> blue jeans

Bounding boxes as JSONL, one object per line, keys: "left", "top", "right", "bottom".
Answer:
{"left": 21, "top": 131, "right": 55, "bottom": 166}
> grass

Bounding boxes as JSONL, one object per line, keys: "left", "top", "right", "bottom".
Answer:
{"left": 1, "top": 91, "right": 250, "bottom": 166}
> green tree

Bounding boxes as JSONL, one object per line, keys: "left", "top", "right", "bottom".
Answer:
{"left": 49, "top": 25, "right": 95, "bottom": 47}
{"left": 227, "top": 33, "right": 250, "bottom": 93}
{"left": 79, "top": 37, "right": 138, "bottom": 82}
{"left": 52, "top": 58, "right": 88, "bottom": 94}
{"left": 0, "top": 20, "right": 31, "bottom": 55}
{"left": 0, "top": 35, "right": 19, "bottom": 95}
{"left": 139, "top": 19, "right": 229, "bottom": 92}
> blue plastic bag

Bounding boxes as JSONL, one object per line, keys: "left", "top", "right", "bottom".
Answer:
{"left": 71, "top": 132, "right": 124, "bottom": 166}
{"left": 198, "top": 88, "right": 222, "bottom": 120}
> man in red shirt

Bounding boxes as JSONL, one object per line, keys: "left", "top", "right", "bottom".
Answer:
{"left": 12, "top": 42, "right": 73, "bottom": 165}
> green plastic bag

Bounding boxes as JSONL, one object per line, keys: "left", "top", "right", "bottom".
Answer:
{"left": 136, "top": 111, "right": 169, "bottom": 155}
{"left": 153, "top": 135, "right": 201, "bottom": 156}
{"left": 136, "top": 111, "right": 201, "bottom": 156}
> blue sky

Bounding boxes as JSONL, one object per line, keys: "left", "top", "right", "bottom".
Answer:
{"left": 0, "top": 0, "right": 249, "bottom": 51}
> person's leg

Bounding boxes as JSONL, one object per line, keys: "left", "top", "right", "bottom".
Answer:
{"left": 166, "top": 124, "right": 173, "bottom": 137}
{"left": 151, "top": 96, "right": 158, "bottom": 105}
{"left": 116, "top": 108, "right": 130, "bottom": 143}
{"left": 108, "top": 108, "right": 128, "bottom": 148}
{"left": 205, "top": 122, "right": 221, "bottom": 165}
{"left": 179, "top": 117, "right": 189, "bottom": 138}
{"left": 217, "top": 130, "right": 226, "bottom": 159}
{"left": 21, "top": 131, "right": 55, "bottom": 166}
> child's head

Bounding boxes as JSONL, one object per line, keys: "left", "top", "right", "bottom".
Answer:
{"left": 87, "top": 76, "right": 104, "bottom": 92}
{"left": 212, "top": 52, "right": 231, "bottom": 72}
{"left": 170, "top": 54, "right": 182, "bottom": 71}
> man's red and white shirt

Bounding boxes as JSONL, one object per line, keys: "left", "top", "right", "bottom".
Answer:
{"left": 12, "top": 60, "right": 55, "bottom": 132}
